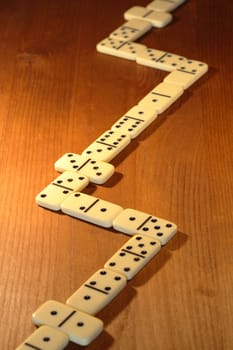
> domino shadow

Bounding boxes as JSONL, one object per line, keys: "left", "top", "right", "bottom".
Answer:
{"left": 165, "top": 230, "right": 188, "bottom": 251}
{"left": 66, "top": 330, "right": 114, "bottom": 350}
{"left": 110, "top": 137, "right": 140, "bottom": 168}
{"left": 136, "top": 91, "right": 193, "bottom": 142}
{"left": 110, "top": 92, "right": 193, "bottom": 169}
{"left": 190, "top": 65, "right": 216, "bottom": 92}
{"left": 97, "top": 284, "right": 137, "bottom": 326}
{"left": 130, "top": 247, "right": 172, "bottom": 288}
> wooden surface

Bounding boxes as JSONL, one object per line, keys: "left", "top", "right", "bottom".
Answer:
{"left": 0, "top": 0, "right": 233, "bottom": 349}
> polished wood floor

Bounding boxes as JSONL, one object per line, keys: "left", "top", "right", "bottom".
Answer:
{"left": 0, "top": 1, "right": 233, "bottom": 349}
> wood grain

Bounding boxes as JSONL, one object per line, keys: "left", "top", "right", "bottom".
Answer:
{"left": 0, "top": 0, "right": 233, "bottom": 349}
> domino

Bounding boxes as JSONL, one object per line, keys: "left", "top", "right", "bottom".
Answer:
{"left": 109, "top": 19, "right": 152, "bottom": 42}
{"left": 32, "top": 300, "right": 103, "bottom": 346}
{"left": 147, "top": 0, "right": 186, "bottom": 12}
{"left": 96, "top": 37, "right": 146, "bottom": 61}
{"left": 138, "top": 82, "right": 184, "bottom": 114}
{"left": 81, "top": 129, "right": 131, "bottom": 162}
{"left": 104, "top": 235, "right": 161, "bottom": 280}
{"left": 136, "top": 47, "right": 187, "bottom": 72}
{"left": 67, "top": 268, "right": 127, "bottom": 315}
{"left": 61, "top": 192, "right": 123, "bottom": 228}
{"left": 54, "top": 153, "right": 115, "bottom": 185}
{"left": 16, "top": 325, "right": 69, "bottom": 350}
{"left": 113, "top": 208, "right": 177, "bottom": 245}
{"left": 124, "top": 6, "right": 172, "bottom": 28}
{"left": 164, "top": 59, "right": 208, "bottom": 89}
{"left": 36, "top": 171, "right": 89, "bottom": 211}
{"left": 111, "top": 105, "right": 157, "bottom": 139}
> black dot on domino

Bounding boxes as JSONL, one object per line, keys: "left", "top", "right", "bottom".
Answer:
{"left": 115, "top": 276, "right": 121, "bottom": 281}
{"left": 136, "top": 236, "right": 142, "bottom": 241}
{"left": 77, "top": 322, "right": 84, "bottom": 327}
{"left": 157, "top": 232, "right": 164, "bottom": 237}
{"left": 43, "top": 337, "right": 50, "bottom": 342}
{"left": 50, "top": 310, "right": 57, "bottom": 316}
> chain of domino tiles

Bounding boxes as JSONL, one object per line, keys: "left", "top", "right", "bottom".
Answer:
{"left": 16, "top": 1, "right": 209, "bottom": 349}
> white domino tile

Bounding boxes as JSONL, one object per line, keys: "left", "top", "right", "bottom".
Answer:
{"left": 32, "top": 300, "right": 103, "bottom": 347}
{"left": 113, "top": 208, "right": 177, "bottom": 245}
{"left": 104, "top": 235, "right": 161, "bottom": 280}
{"left": 147, "top": 0, "right": 186, "bottom": 12}
{"left": 138, "top": 82, "right": 184, "bottom": 114}
{"left": 109, "top": 19, "right": 152, "bottom": 42}
{"left": 136, "top": 47, "right": 187, "bottom": 72}
{"left": 54, "top": 153, "right": 115, "bottom": 185}
{"left": 16, "top": 325, "right": 69, "bottom": 350}
{"left": 124, "top": 6, "right": 172, "bottom": 28}
{"left": 36, "top": 171, "right": 89, "bottom": 211}
{"left": 67, "top": 268, "right": 127, "bottom": 315}
{"left": 111, "top": 104, "right": 157, "bottom": 139}
{"left": 61, "top": 192, "right": 123, "bottom": 228}
{"left": 82, "top": 129, "right": 131, "bottom": 162}
{"left": 164, "top": 59, "right": 208, "bottom": 89}
{"left": 96, "top": 37, "right": 146, "bottom": 61}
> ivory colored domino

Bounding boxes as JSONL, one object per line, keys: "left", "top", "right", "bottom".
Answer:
{"left": 136, "top": 47, "right": 187, "bottom": 72}
{"left": 111, "top": 105, "right": 157, "bottom": 139}
{"left": 124, "top": 6, "right": 172, "bottom": 28}
{"left": 164, "top": 59, "right": 208, "bottom": 89}
{"left": 16, "top": 325, "right": 69, "bottom": 350}
{"left": 36, "top": 171, "right": 89, "bottom": 211}
{"left": 32, "top": 300, "right": 103, "bottom": 347}
{"left": 82, "top": 129, "right": 131, "bottom": 162}
{"left": 147, "top": 0, "right": 186, "bottom": 12}
{"left": 54, "top": 153, "right": 114, "bottom": 185}
{"left": 104, "top": 235, "right": 161, "bottom": 280}
{"left": 67, "top": 268, "right": 127, "bottom": 315}
{"left": 96, "top": 37, "right": 146, "bottom": 61}
{"left": 138, "top": 82, "right": 184, "bottom": 114}
{"left": 113, "top": 208, "right": 177, "bottom": 245}
{"left": 61, "top": 192, "right": 123, "bottom": 228}
{"left": 109, "top": 19, "right": 152, "bottom": 42}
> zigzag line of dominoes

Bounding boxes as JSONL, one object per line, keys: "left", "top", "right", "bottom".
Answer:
{"left": 16, "top": 1, "right": 209, "bottom": 349}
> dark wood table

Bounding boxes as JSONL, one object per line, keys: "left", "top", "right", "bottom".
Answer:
{"left": 1, "top": 1, "right": 233, "bottom": 349}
